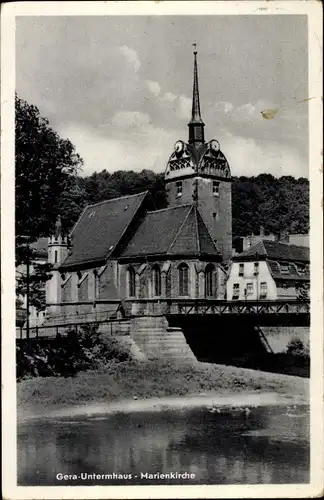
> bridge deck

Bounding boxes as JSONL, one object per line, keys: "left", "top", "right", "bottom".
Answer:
{"left": 126, "top": 298, "right": 309, "bottom": 314}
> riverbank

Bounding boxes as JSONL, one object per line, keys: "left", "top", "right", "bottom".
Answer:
{"left": 17, "top": 359, "right": 309, "bottom": 421}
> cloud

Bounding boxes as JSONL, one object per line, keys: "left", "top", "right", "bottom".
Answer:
{"left": 223, "top": 102, "right": 234, "bottom": 114}
{"left": 119, "top": 45, "right": 140, "bottom": 72}
{"left": 111, "top": 111, "right": 150, "bottom": 129}
{"left": 162, "top": 92, "right": 177, "bottom": 102}
{"left": 58, "top": 120, "right": 180, "bottom": 176}
{"left": 220, "top": 132, "right": 307, "bottom": 178}
{"left": 146, "top": 80, "right": 161, "bottom": 97}
{"left": 177, "top": 95, "right": 192, "bottom": 120}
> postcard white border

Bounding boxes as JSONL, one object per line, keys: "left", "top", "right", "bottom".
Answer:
{"left": 1, "top": 1, "right": 323, "bottom": 499}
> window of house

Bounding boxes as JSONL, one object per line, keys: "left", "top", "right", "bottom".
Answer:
{"left": 254, "top": 262, "right": 259, "bottom": 275}
{"left": 152, "top": 264, "right": 161, "bottom": 297}
{"left": 280, "top": 262, "right": 289, "bottom": 274}
{"left": 54, "top": 250, "right": 58, "bottom": 263}
{"left": 205, "top": 264, "right": 215, "bottom": 297}
{"left": 246, "top": 282, "right": 253, "bottom": 295}
{"left": 176, "top": 181, "right": 183, "bottom": 198}
{"left": 238, "top": 263, "right": 244, "bottom": 276}
{"left": 260, "top": 282, "right": 267, "bottom": 297}
{"left": 178, "top": 263, "right": 189, "bottom": 296}
{"left": 128, "top": 267, "right": 136, "bottom": 297}
{"left": 296, "top": 264, "right": 306, "bottom": 275}
{"left": 232, "top": 283, "right": 240, "bottom": 299}
{"left": 213, "top": 181, "right": 220, "bottom": 196}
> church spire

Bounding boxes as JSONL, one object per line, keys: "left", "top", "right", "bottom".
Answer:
{"left": 188, "top": 44, "right": 205, "bottom": 147}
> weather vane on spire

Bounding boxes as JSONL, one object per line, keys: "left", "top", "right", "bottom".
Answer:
{"left": 192, "top": 42, "right": 197, "bottom": 54}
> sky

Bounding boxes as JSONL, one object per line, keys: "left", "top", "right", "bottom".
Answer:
{"left": 16, "top": 15, "right": 309, "bottom": 178}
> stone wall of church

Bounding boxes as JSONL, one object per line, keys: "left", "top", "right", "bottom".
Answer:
{"left": 120, "top": 260, "right": 224, "bottom": 301}
{"left": 47, "top": 258, "right": 226, "bottom": 324}
{"left": 197, "top": 177, "right": 232, "bottom": 262}
{"left": 98, "top": 261, "right": 118, "bottom": 299}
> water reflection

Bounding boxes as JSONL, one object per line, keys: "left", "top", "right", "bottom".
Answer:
{"left": 18, "top": 405, "right": 309, "bottom": 485}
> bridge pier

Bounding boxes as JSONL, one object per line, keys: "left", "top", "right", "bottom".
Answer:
{"left": 130, "top": 316, "right": 197, "bottom": 361}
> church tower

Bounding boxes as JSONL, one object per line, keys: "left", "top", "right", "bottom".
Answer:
{"left": 46, "top": 216, "right": 69, "bottom": 310}
{"left": 165, "top": 47, "right": 232, "bottom": 262}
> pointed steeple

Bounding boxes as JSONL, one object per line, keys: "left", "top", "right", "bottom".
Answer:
{"left": 188, "top": 44, "right": 205, "bottom": 147}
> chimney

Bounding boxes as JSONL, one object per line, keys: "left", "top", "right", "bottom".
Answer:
{"left": 260, "top": 225, "right": 265, "bottom": 237}
{"left": 279, "top": 229, "right": 289, "bottom": 243}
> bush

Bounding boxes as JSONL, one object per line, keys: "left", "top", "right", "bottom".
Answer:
{"left": 16, "top": 324, "right": 132, "bottom": 380}
{"left": 286, "top": 338, "right": 310, "bottom": 359}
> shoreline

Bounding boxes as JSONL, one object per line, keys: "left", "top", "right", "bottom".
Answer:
{"left": 18, "top": 390, "right": 309, "bottom": 424}
{"left": 17, "top": 361, "right": 309, "bottom": 423}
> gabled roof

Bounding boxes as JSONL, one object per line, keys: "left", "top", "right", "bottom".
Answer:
{"left": 120, "top": 204, "right": 220, "bottom": 259}
{"left": 267, "top": 260, "right": 310, "bottom": 282}
{"left": 234, "top": 240, "right": 309, "bottom": 263}
{"left": 60, "top": 191, "right": 148, "bottom": 269}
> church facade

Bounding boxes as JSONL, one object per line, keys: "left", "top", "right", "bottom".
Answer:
{"left": 46, "top": 50, "right": 232, "bottom": 325}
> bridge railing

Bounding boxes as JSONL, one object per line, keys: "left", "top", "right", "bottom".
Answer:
{"left": 124, "top": 298, "right": 310, "bottom": 316}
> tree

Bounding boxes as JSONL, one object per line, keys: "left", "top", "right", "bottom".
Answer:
{"left": 232, "top": 174, "right": 309, "bottom": 236}
{"left": 15, "top": 94, "right": 83, "bottom": 241}
{"left": 15, "top": 95, "right": 83, "bottom": 314}
{"left": 82, "top": 169, "right": 167, "bottom": 210}
{"left": 16, "top": 243, "right": 53, "bottom": 312}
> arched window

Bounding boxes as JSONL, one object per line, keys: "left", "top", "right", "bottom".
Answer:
{"left": 205, "top": 264, "right": 215, "bottom": 297}
{"left": 127, "top": 266, "right": 136, "bottom": 297}
{"left": 178, "top": 263, "right": 189, "bottom": 296}
{"left": 152, "top": 264, "right": 161, "bottom": 297}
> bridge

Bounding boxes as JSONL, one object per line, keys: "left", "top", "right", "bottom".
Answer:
{"left": 18, "top": 298, "right": 310, "bottom": 341}
{"left": 127, "top": 298, "right": 310, "bottom": 327}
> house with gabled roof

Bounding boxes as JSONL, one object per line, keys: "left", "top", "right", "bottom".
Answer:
{"left": 226, "top": 239, "right": 310, "bottom": 301}
{"left": 46, "top": 49, "right": 231, "bottom": 326}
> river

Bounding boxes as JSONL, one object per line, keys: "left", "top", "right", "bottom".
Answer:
{"left": 18, "top": 403, "right": 309, "bottom": 485}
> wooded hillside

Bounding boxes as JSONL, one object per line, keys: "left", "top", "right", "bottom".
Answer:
{"left": 61, "top": 170, "right": 309, "bottom": 237}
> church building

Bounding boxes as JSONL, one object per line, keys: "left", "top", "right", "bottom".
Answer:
{"left": 46, "top": 49, "right": 233, "bottom": 325}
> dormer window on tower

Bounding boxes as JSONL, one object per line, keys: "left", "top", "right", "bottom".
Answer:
{"left": 213, "top": 181, "right": 220, "bottom": 197}
{"left": 176, "top": 181, "right": 183, "bottom": 198}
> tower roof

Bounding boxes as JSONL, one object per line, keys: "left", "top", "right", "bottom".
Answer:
{"left": 188, "top": 46, "right": 205, "bottom": 147}
{"left": 165, "top": 46, "right": 231, "bottom": 181}
{"left": 189, "top": 48, "right": 204, "bottom": 125}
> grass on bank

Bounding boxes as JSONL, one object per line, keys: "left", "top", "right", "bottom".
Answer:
{"left": 17, "top": 359, "right": 309, "bottom": 414}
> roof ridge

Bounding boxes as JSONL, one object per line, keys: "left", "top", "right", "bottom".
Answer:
{"left": 194, "top": 206, "right": 201, "bottom": 254}
{"left": 69, "top": 191, "right": 148, "bottom": 237}
{"left": 195, "top": 208, "right": 219, "bottom": 254}
{"left": 167, "top": 205, "right": 194, "bottom": 254}
{"left": 259, "top": 239, "right": 266, "bottom": 255}
{"left": 265, "top": 240, "right": 308, "bottom": 251}
{"left": 146, "top": 203, "right": 193, "bottom": 215}
{"left": 87, "top": 190, "right": 148, "bottom": 209}
{"left": 104, "top": 191, "right": 148, "bottom": 259}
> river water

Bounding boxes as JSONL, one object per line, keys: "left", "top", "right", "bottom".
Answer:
{"left": 18, "top": 404, "right": 309, "bottom": 485}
